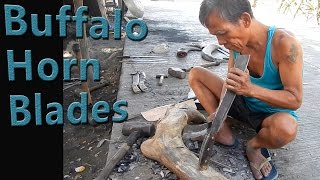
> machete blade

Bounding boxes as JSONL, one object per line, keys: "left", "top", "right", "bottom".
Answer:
{"left": 198, "top": 54, "right": 250, "bottom": 170}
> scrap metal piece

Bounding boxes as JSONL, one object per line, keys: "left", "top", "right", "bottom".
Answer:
{"left": 131, "top": 71, "right": 148, "bottom": 93}
{"left": 151, "top": 43, "right": 169, "bottom": 54}
{"left": 138, "top": 71, "right": 148, "bottom": 92}
{"left": 198, "top": 55, "right": 250, "bottom": 170}
{"left": 131, "top": 72, "right": 141, "bottom": 93}
{"left": 201, "top": 44, "right": 220, "bottom": 62}
{"left": 201, "top": 44, "right": 230, "bottom": 63}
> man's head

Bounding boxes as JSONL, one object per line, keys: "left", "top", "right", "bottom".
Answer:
{"left": 199, "top": 0, "right": 254, "bottom": 52}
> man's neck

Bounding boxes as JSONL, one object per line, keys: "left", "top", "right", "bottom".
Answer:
{"left": 246, "top": 20, "right": 269, "bottom": 52}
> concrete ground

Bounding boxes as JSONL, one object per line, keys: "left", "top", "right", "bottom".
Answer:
{"left": 105, "top": 0, "right": 320, "bottom": 179}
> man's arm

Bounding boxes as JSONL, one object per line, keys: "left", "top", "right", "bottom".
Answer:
{"left": 249, "top": 34, "right": 303, "bottom": 110}
{"left": 226, "top": 33, "right": 303, "bottom": 110}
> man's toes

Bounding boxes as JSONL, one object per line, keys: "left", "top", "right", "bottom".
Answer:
{"left": 267, "top": 163, "right": 272, "bottom": 170}
{"left": 252, "top": 170, "right": 263, "bottom": 180}
{"left": 261, "top": 163, "right": 271, "bottom": 177}
{"left": 266, "top": 162, "right": 272, "bottom": 173}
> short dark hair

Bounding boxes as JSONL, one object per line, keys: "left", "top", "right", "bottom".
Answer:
{"left": 199, "top": 0, "right": 254, "bottom": 27}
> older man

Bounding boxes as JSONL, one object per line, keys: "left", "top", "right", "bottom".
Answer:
{"left": 189, "top": 0, "right": 303, "bottom": 179}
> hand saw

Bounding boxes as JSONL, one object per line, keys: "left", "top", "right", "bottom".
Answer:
{"left": 198, "top": 54, "right": 250, "bottom": 170}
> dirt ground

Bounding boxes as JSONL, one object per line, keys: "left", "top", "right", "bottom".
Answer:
{"left": 62, "top": 22, "right": 124, "bottom": 179}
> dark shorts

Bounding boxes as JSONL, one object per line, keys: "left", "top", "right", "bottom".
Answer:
{"left": 228, "top": 96, "right": 275, "bottom": 132}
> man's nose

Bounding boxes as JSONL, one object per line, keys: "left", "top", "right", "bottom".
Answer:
{"left": 217, "top": 37, "right": 227, "bottom": 45}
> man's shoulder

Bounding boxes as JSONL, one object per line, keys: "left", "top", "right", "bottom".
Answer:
{"left": 273, "top": 28, "right": 300, "bottom": 48}
{"left": 272, "top": 28, "right": 302, "bottom": 63}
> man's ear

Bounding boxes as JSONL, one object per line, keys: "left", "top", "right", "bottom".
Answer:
{"left": 239, "top": 12, "right": 252, "bottom": 28}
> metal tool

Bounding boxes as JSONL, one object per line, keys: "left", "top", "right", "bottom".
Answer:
{"left": 182, "top": 62, "right": 221, "bottom": 72}
{"left": 217, "top": 48, "right": 229, "bottom": 57}
{"left": 176, "top": 47, "right": 202, "bottom": 58}
{"left": 131, "top": 71, "right": 142, "bottom": 93}
{"left": 156, "top": 74, "right": 168, "bottom": 86}
{"left": 168, "top": 67, "right": 187, "bottom": 79}
{"left": 94, "top": 121, "right": 155, "bottom": 180}
{"left": 138, "top": 71, "right": 148, "bottom": 92}
{"left": 198, "top": 54, "right": 250, "bottom": 170}
{"left": 201, "top": 44, "right": 221, "bottom": 62}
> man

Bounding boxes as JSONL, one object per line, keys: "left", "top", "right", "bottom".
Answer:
{"left": 189, "top": 0, "right": 303, "bottom": 179}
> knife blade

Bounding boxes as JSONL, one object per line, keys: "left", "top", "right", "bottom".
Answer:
{"left": 198, "top": 54, "right": 250, "bottom": 170}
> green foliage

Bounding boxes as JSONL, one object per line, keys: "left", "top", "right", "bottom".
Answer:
{"left": 278, "top": 0, "right": 320, "bottom": 25}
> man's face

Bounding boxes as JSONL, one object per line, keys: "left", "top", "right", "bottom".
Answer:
{"left": 206, "top": 11, "right": 249, "bottom": 52}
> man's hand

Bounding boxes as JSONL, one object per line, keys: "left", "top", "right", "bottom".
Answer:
{"left": 207, "top": 112, "right": 216, "bottom": 123}
{"left": 225, "top": 67, "right": 253, "bottom": 96}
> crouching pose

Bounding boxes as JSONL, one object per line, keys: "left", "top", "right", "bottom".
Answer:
{"left": 189, "top": 0, "right": 303, "bottom": 179}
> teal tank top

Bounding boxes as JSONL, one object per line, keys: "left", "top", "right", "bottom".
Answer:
{"left": 233, "top": 26, "right": 298, "bottom": 120}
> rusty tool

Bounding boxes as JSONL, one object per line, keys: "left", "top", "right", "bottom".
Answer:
{"left": 176, "top": 47, "right": 202, "bottom": 58}
{"left": 176, "top": 42, "right": 207, "bottom": 58}
{"left": 182, "top": 62, "right": 222, "bottom": 72}
{"left": 198, "top": 54, "right": 250, "bottom": 170}
{"left": 94, "top": 121, "right": 155, "bottom": 180}
{"left": 166, "top": 62, "right": 222, "bottom": 80}
{"left": 156, "top": 74, "right": 168, "bottom": 86}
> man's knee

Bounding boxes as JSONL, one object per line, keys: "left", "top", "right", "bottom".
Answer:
{"left": 282, "top": 118, "right": 298, "bottom": 141}
{"left": 188, "top": 67, "right": 204, "bottom": 86}
{"left": 274, "top": 117, "right": 298, "bottom": 145}
{"left": 263, "top": 114, "right": 298, "bottom": 147}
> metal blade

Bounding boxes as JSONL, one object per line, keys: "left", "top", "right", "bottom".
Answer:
{"left": 198, "top": 54, "right": 250, "bottom": 170}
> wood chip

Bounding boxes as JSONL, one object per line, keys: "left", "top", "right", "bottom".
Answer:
{"left": 97, "top": 139, "right": 107, "bottom": 148}
{"left": 222, "top": 168, "right": 234, "bottom": 173}
{"left": 75, "top": 166, "right": 85, "bottom": 173}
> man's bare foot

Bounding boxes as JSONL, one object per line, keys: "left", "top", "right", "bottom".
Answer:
{"left": 214, "top": 130, "right": 235, "bottom": 146}
{"left": 246, "top": 143, "right": 272, "bottom": 179}
{"left": 207, "top": 113, "right": 234, "bottom": 146}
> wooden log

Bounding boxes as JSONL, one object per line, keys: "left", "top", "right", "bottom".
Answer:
{"left": 140, "top": 103, "right": 227, "bottom": 180}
